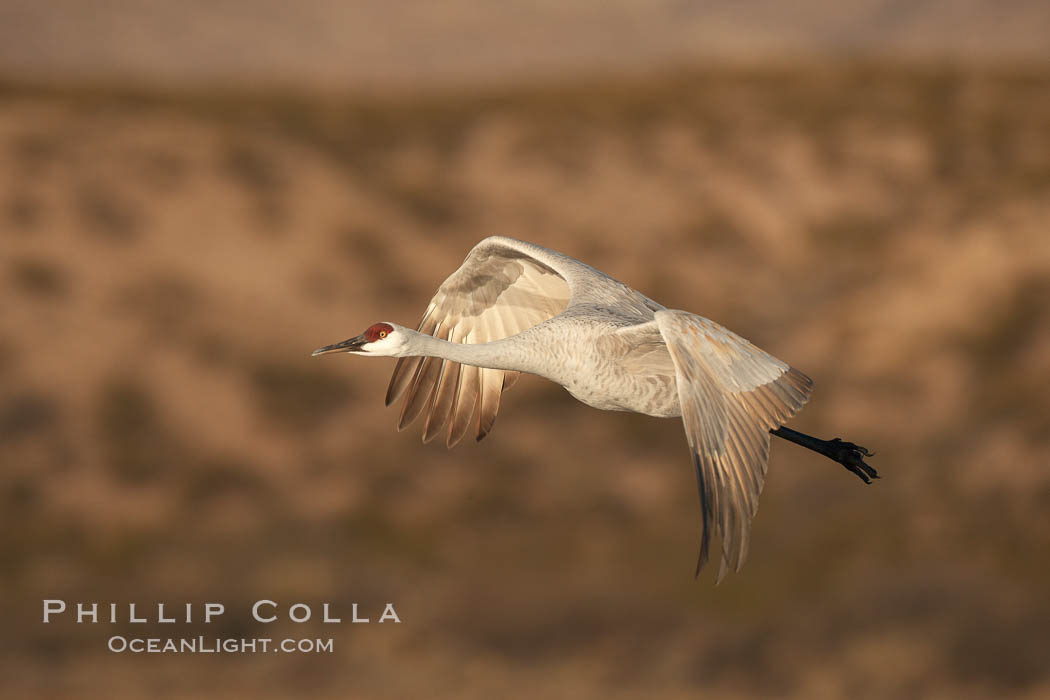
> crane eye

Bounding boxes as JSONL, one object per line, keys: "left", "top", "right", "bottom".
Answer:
{"left": 379, "top": 330, "right": 387, "bottom": 338}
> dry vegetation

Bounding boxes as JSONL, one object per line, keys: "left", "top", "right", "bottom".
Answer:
{"left": 2, "top": 65, "right": 1050, "bottom": 699}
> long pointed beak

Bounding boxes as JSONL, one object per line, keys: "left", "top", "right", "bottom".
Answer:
{"left": 312, "top": 334, "right": 367, "bottom": 356}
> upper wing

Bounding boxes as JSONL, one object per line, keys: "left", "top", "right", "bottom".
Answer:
{"left": 654, "top": 309, "right": 813, "bottom": 583}
{"left": 385, "top": 237, "right": 574, "bottom": 447}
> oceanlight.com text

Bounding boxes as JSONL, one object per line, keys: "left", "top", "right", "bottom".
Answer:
{"left": 107, "top": 636, "right": 334, "bottom": 654}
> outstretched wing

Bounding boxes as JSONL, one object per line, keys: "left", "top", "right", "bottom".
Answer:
{"left": 654, "top": 309, "right": 813, "bottom": 583}
{"left": 385, "top": 237, "right": 574, "bottom": 447}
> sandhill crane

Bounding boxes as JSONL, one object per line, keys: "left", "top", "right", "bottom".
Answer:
{"left": 313, "top": 236, "right": 877, "bottom": 581}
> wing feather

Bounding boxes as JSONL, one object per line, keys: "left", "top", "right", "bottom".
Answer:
{"left": 476, "top": 367, "right": 503, "bottom": 441}
{"left": 423, "top": 358, "right": 459, "bottom": 443}
{"left": 398, "top": 355, "right": 436, "bottom": 429}
{"left": 386, "top": 237, "right": 575, "bottom": 445}
{"left": 655, "top": 309, "right": 813, "bottom": 582}
{"left": 385, "top": 310, "right": 439, "bottom": 407}
{"left": 502, "top": 371, "right": 520, "bottom": 391}
{"left": 385, "top": 356, "right": 416, "bottom": 407}
{"left": 448, "top": 363, "right": 480, "bottom": 448}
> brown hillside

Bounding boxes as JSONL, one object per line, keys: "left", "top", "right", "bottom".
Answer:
{"left": 3, "top": 66, "right": 1050, "bottom": 698}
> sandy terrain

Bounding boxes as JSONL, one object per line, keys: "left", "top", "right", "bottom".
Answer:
{"left": 2, "top": 65, "right": 1050, "bottom": 698}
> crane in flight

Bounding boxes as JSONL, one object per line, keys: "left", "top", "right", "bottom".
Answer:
{"left": 313, "top": 236, "right": 877, "bottom": 581}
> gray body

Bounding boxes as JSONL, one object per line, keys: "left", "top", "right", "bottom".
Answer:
{"left": 517, "top": 310, "right": 680, "bottom": 417}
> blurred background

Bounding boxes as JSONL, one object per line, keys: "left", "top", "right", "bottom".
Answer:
{"left": 2, "top": 2, "right": 1050, "bottom": 698}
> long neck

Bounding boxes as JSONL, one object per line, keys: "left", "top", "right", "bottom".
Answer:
{"left": 403, "top": 329, "right": 537, "bottom": 374}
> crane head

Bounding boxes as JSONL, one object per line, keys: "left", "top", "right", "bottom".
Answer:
{"left": 312, "top": 322, "right": 407, "bottom": 357}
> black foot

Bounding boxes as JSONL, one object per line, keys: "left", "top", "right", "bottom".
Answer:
{"left": 769, "top": 426, "right": 880, "bottom": 483}
{"left": 825, "top": 438, "right": 879, "bottom": 484}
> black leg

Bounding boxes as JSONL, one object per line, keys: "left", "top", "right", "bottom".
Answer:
{"left": 769, "top": 426, "right": 879, "bottom": 484}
